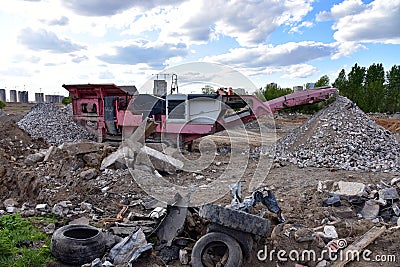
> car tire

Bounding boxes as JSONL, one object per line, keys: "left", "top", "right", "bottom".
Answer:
{"left": 50, "top": 224, "right": 105, "bottom": 265}
{"left": 191, "top": 232, "right": 243, "bottom": 267}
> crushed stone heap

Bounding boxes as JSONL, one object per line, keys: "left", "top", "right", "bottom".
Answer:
{"left": 274, "top": 96, "right": 400, "bottom": 172}
{"left": 17, "top": 103, "right": 95, "bottom": 145}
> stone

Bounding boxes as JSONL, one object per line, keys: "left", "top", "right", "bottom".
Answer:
{"left": 59, "top": 141, "right": 103, "bottom": 155}
{"left": 332, "top": 206, "right": 356, "bottom": 219}
{"left": 80, "top": 168, "right": 98, "bottom": 180}
{"left": 44, "top": 223, "right": 56, "bottom": 234}
{"left": 24, "top": 152, "right": 45, "bottom": 165}
{"left": 110, "top": 226, "right": 139, "bottom": 237}
{"left": 83, "top": 153, "right": 101, "bottom": 167}
{"left": 35, "top": 203, "right": 48, "bottom": 211}
{"left": 379, "top": 187, "right": 399, "bottom": 200}
{"left": 3, "top": 198, "right": 18, "bottom": 208}
{"left": 360, "top": 200, "right": 380, "bottom": 220}
{"left": 333, "top": 181, "right": 367, "bottom": 197}
{"left": 6, "top": 206, "right": 17, "bottom": 213}
{"left": 179, "top": 249, "right": 189, "bottom": 265}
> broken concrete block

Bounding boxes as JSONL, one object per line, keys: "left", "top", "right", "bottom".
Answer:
{"left": 360, "top": 200, "right": 380, "bottom": 220}
{"left": 100, "top": 146, "right": 134, "bottom": 170}
{"left": 138, "top": 146, "right": 184, "bottom": 173}
{"left": 59, "top": 141, "right": 104, "bottom": 155}
{"left": 334, "top": 181, "right": 367, "bottom": 196}
{"left": 379, "top": 187, "right": 399, "bottom": 200}
{"left": 110, "top": 226, "right": 139, "bottom": 237}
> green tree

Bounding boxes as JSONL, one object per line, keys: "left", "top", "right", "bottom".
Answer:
{"left": 201, "top": 85, "right": 215, "bottom": 94}
{"left": 256, "top": 83, "right": 293, "bottom": 101}
{"left": 315, "top": 75, "right": 330, "bottom": 87}
{"left": 347, "top": 63, "right": 366, "bottom": 108}
{"left": 61, "top": 96, "right": 72, "bottom": 105}
{"left": 386, "top": 65, "right": 400, "bottom": 113}
{"left": 0, "top": 100, "right": 5, "bottom": 109}
{"left": 333, "top": 69, "right": 348, "bottom": 95}
{"left": 364, "top": 63, "right": 385, "bottom": 112}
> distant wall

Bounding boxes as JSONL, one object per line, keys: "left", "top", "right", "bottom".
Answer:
{"left": 0, "top": 89, "right": 5, "bottom": 102}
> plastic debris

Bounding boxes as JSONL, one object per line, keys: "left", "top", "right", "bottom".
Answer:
{"left": 228, "top": 181, "right": 285, "bottom": 223}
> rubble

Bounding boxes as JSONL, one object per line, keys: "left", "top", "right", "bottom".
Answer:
{"left": 274, "top": 96, "right": 400, "bottom": 172}
{"left": 17, "top": 103, "right": 95, "bottom": 145}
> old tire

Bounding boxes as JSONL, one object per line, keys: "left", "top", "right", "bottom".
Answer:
{"left": 191, "top": 232, "right": 243, "bottom": 267}
{"left": 51, "top": 224, "right": 105, "bottom": 265}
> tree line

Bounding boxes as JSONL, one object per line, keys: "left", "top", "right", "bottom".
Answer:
{"left": 257, "top": 63, "right": 400, "bottom": 114}
{"left": 333, "top": 63, "right": 400, "bottom": 113}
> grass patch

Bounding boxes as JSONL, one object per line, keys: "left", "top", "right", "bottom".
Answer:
{"left": 0, "top": 213, "right": 55, "bottom": 266}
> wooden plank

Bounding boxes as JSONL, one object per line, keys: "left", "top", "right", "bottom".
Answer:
{"left": 331, "top": 225, "right": 386, "bottom": 267}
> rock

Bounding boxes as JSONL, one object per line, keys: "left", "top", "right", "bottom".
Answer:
{"left": 80, "top": 202, "right": 93, "bottom": 211}
{"left": 44, "top": 223, "right": 56, "bottom": 234}
{"left": 179, "top": 249, "right": 189, "bottom": 265}
{"left": 60, "top": 141, "right": 103, "bottom": 155}
{"left": 83, "top": 153, "right": 101, "bottom": 167}
{"left": 52, "top": 201, "right": 72, "bottom": 216}
{"left": 69, "top": 217, "right": 90, "bottom": 225}
{"left": 80, "top": 168, "right": 98, "bottom": 180}
{"left": 379, "top": 187, "right": 399, "bottom": 200}
{"left": 6, "top": 206, "right": 18, "bottom": 213}
{"left": 195, "top": 175, "right": 205, "bottom": 180}
{"left": 392, "top": 203, "right": 400, "bottom": 216}
{"left": 332, "top": 206, "right": 356, "bottom": 219}
{"left": 0, "top": 210, "right": 5, "bottom": 215}
{"left": 21, "top": 209, "right": 36, "bottom": 217}
{"left": 294, "top": 228, "right": 316, "bottom": 242}
{"left": 24, "top": 152, "right": 45, "bottom": 165}
{"left": 35, "top": 203, "right": 48, "bottom": 211}
{"left": 333, "top": 181, "right": 367, "bottom": 197}
{"left": 3, "top": 198, "right": 18, "bottom": 208}
{"left": 360, "top": 200, "right": 380, "bottom": 220}
{"left": 110, "top": 226, "right": 140, "bottom": 237}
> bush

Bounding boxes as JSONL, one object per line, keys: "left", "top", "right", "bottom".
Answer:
{"left": 0, "top": 100, "right": 5, "bottom": 109}
{"left": 61, "top": 96, "right": 72, "bottom": 105}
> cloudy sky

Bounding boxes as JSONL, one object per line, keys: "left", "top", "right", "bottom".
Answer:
{"left": 0, "top": 0, "right": 399, "bottom": 99}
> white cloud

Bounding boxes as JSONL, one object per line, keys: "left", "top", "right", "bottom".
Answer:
{"left": 202, "top": 42, "right": 336, "bottom": 68}
{"left": 316, "top": 0, "right": 365, "bottom": 21}
{"left": 282, "top": 64, "right": 318, "bottom": 79}
{"left": 18, "top": 28, "right": 86, "bottom": 53}
{"left": 317, "top": 0, "right": 400, "bottom": 44}
{"left": 331, "top": 41, "right": 366, "bottom": 59}
{"left": 289, "top": 21, "right": 314, "bottom": 34}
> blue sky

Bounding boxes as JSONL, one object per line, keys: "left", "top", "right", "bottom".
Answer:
{"left": 0, "top": 0, "right": 399, "bottom": 99}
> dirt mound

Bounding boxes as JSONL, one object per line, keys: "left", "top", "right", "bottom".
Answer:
{"left": 17, "top": 103, "right": 95, "bottom": 145}
{"left": 274, "top": 96, "right": 400, "bottom": 172}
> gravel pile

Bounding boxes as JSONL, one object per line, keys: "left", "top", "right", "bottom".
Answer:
{"left": 17, "top": 103, "right": 95, "bottom": 145}
{"left": 274, "top": 96, "right": 400, "bottom": 172}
